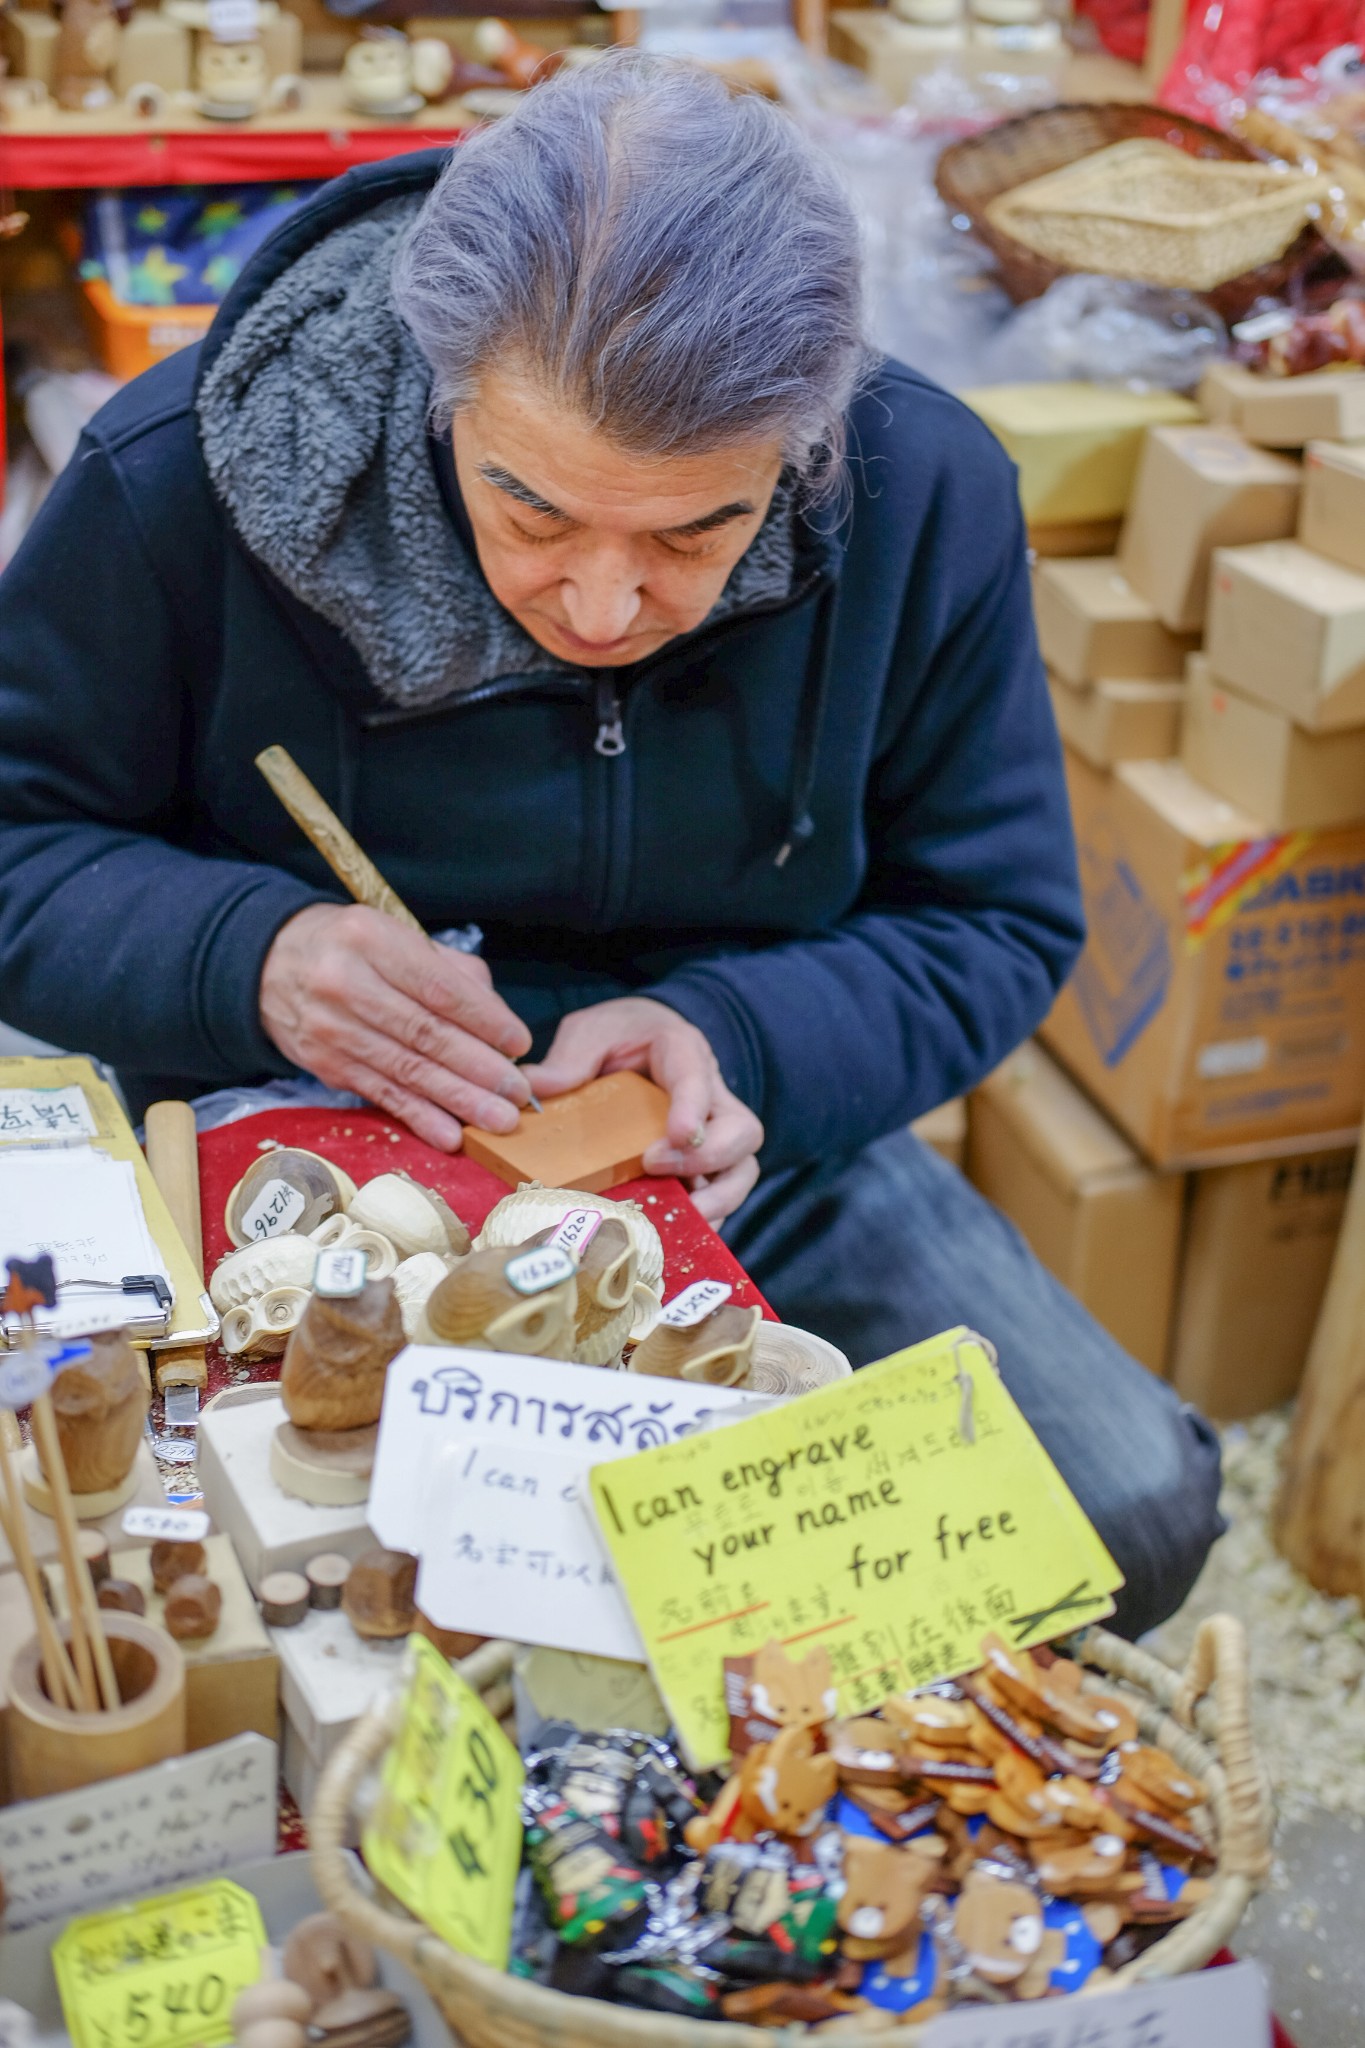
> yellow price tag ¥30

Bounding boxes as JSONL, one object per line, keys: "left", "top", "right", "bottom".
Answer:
{"left": 52, "top": 1879, "right": 266, "bottom": 2048}
{"left": 588, "top": 1325, "right": 1124, "bottom": 1769}
{"left": 362, "top": 1634, "right": 524, "bottom": 1969}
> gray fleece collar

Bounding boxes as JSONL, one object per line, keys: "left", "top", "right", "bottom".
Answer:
{"left": 196, "top": 194, "right": 797, "bottom": 709}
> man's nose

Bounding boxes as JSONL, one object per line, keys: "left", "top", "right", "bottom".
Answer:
{"left": 559, "top": 553, "right": 643, "bottom": 646}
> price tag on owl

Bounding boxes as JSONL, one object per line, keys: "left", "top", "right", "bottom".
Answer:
{"left": 504, "top": 1245, "right": 576, "bottom": 1296}
{"left": 52, "top": 1878, "right": 266, "bottom": 2048}
{"left": 660, "top": 1279, "right": 732, "bottom": 1328}
{"left": 362, "top": 1634, "right": 524, "bottom": 1968}
{"left": 546, "top": 1208, "right": 603, "bottom": 1257}
{"left": 313, "top": 1247, "right": 370, "bottom": 1298}
{"left": 240, "top": 1178, "right": 305, "bottom": 1243}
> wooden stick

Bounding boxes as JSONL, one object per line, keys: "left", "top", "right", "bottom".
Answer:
{"left": 255, "top": 746, "right": 424, "bottom": 932}
{"left": 144, "top": 1100, "right": 207, "bottom": 1396}
{"left": 0, "top": 1424, "right": 81, "bottom": 1711}
{"left": 29, "top": 1395, "right": 117, "bottom": 1710}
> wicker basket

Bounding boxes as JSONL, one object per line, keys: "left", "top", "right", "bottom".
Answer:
{"left": 986, "top": 140, "right": 1329, "bottom": 293}
{"left": 310, "top": 1617, "right": 1273, "bottom": 2048}
{"left": 936, "top": 102, "right": 1328, "bottom": 320}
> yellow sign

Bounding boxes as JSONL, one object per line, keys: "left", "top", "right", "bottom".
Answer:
{"left": 588, "top": 1326, "right": 1123, "bottom": 1768}
{"left": 52, "top": 1879, "right": 266, "bottom": 2048}
{"left": 362, "top": 1634, "right": 524, "bottom": 1969}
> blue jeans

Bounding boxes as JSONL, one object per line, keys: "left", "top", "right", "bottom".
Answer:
{"left": 725, "top": 1129, "right": 1223, "bottom": 1640}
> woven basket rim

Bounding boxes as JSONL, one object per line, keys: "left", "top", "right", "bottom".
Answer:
{"left": 308, "top": 1619, "right": 1273, "bottom": 2048}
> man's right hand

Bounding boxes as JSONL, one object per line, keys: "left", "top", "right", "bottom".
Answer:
{"left": 259, "top": 903, "right": 533, "bottom": 1151}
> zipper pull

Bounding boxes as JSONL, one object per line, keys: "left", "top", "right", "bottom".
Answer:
{"left": 593, "top": 674, "right": 627, "bottom": 758}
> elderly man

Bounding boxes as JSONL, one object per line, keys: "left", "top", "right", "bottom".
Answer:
{"left": 0, "top": 56, "right": 1220, "bottom": 1630}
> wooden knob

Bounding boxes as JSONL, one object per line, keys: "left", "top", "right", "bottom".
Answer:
{"left": 306, "top": 1553, "right": 351, "bottom": 1610}
{"left": 342, "top": 1549, "right": 417, "bottom": 1640}
{"left": 150, "top": 1537, "right": 207, "bottom": 1593}
{"left": 163, "top": 1573, "right": 222, "bottom": 1641}
{"left": 78, "top": 1529, "right": 111, "bottom": 1585}
{"left": 259, "top": 1570, "right": 310, "bottom": 1627}
{"left": 98, "top": 1578, "right": 146, "bottom": 1615}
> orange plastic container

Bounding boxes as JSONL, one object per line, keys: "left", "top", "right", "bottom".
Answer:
{"left": 78, "top": 276, "right": 214, "bottom": 381}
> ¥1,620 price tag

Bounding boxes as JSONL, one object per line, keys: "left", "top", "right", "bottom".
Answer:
{"left": 362, "top": 1634, "right": 523, "bottom": 1968}
{"left": 52, "top": 1878, "right": 266, "bottom": 2048}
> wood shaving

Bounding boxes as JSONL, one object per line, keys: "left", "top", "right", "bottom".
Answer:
{"left": 1148, "top": 1412, "right": 1365, "bottom": 1827}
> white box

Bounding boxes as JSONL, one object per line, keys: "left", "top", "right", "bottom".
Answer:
{"left": 198, "top": 1384, "right": 375, "bottom": 1588}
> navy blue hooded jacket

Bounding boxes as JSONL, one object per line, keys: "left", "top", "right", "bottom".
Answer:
{"left": 0, "top": 153, "right": 1083, "bottom": 1166}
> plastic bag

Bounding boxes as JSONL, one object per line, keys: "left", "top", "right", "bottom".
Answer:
{"left": 979, "top": 274, "right": 1228, "bottom": 390}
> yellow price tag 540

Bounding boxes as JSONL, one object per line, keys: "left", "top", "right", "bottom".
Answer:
{"left": 362, "top": 1634, "right": 524, "bottom": 1970}
{"left": 52, "top": 1879, "right": 266, "bottom": 2048}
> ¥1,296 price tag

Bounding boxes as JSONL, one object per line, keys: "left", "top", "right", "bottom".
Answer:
{"left": 362, "top": 1634, "right": 523, "bottom": 1968}
{"left": 660, "top": 1279, "right": 732, "bottom": 1329}
{"left": 52, "top": 1878, "right": 266, "bottom": 2048}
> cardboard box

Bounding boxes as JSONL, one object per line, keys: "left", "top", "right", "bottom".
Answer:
{"left": 1119, "top": 425, "right": 1301, "bottom": 632}
{"left": 961, "top": 384, "right": 1200, "bottom": 527}
{"left": 911, "top": 1097, "right": 966, "bottom": 1169}
{"left": 1198, "top": 361, "right": 1365, "bottom": 447}
{"left": 198, "top": 1384, "right": 375, "bottom": 1588}
{"left": 1299, "top": 439, "right": 1365, "bottom": 578}
{"left": 1040, "top": 749, "right": 1365, "bottom": 1165}
{"left": 968, "top": 1041, "right": 1184, "bottom": 1372}
{"left": 1049, "top": 674, "right": 1184, "bottom": 768}
{"left": 1033, "top": 557, "right": 1197, "bottom": 685}
{"left": 828, "top": 10, "right": 1066, "bottom": 99}
{"left": 113, "top": 10, "right": 191, "bottom": 95}
{"left": 1168, "top": 1146, "right": 1353, "bottom": 1417}
{"left": 1181, "top": 653, "right": 1365, "bottom": 831}
{"left": 1205, "top": 540, "right": 1365, "bottom": 732}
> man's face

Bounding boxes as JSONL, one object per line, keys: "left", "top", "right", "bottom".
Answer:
{"left": 451, "top": 370, "right": 785, "bottom": 668}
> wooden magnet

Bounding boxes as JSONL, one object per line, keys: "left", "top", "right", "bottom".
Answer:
{"left": 163, "top": 1572, "right": 221, "bottom": 1641}
{"left": 150, "top": 1536, "right": 207, "bottom": 1592}
{"left": 97, "top": 1576, "right": 145, "bottom": 1614}
{"left": 78, "top": 1528, "right": 111, "bottom": 1585}
{"left": 259, "top": 1570, "right": 310, "bottom": 1627}
{"left": 306, "top": 1553, "right": 351, "bottom": 1609}
{"left": 342, "top": 1548, "right": 417, "bottom": 1640}
{"left": 462, "top": 1070, "right": 670, "bottom": 1194}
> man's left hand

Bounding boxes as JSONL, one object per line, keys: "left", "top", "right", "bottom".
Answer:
{"left": 521, "top": 997, "right": 762, "bottom": 1227}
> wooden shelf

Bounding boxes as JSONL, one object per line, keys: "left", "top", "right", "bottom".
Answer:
{"left": 0, "top": 76, "right": 469, "bottom": 186}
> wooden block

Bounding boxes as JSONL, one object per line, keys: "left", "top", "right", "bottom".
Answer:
{"left": 45, "top": 1532, "right": 278, "bottom": 1752}
{"left": 0, "top": 1439, "right": 166, "bottom": 1576}
{"left": 462, "top": 1071, "right": 670, "bottom": 1193}
{"left": 198, "top": 1386, "right": 374, "bottom": 1586}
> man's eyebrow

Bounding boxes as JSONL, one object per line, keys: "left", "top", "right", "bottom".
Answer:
{"left": 662, "top": 501, "right": 756, "bottom": 538}
{"left": 478, "top": 463, "right": 571, "bottom": 521}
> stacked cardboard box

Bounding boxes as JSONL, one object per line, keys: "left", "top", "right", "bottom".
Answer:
{"left": 971, "top": 396, "right": 1365, "bottom": 1417}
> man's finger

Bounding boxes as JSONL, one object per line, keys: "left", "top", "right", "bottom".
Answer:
{"left": 343, "top": 960, "right": 531, "bottom": 1105}
{"left": 322, "top": 1014, "right": 523, "bottom": 1133}
{"left": 646, "top": 1025, "right": 717, "bottom": 1152}
{"left": 522, "top": 1012, "right": 626, "bottom": 1097}
{"left": 645, "top": 1097, "right": 762, "bottom": 1179}
{"left": 690, "top": 1154, "right": 760, "bottom": 1226}
{"left": 338, "top": 1057, "right": 467, "bottom": 1154}
{"left": 361, "top": 911, "right": 532, "bottom": 1058}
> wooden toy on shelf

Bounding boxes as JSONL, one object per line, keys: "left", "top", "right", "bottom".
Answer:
{"left": 26, "top": 1327, "right": 149, "bottom": 1516}
{"left": 53, "top": 0, "right": 121, "bottom": 110}
{"left": 272, "top": 1276, "right": 406, "bottom": 1506}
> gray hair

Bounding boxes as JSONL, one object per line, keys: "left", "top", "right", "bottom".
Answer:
{"left": 392, "top": 52, "right": 866, "bottom": 494}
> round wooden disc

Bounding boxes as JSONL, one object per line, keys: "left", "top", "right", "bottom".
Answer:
{"left": 258, "top": 1570, "right": 311, "bottom": 1627}
{"left": 78, "top": 1528, "right": 112, "bottom": 1584}
{"left": 269, "top": 1422, "right": 376, "bottom": 1507}
{"left": 306, "top": 1553, "right": 352, "bottom": 1609}
{"left": 19, "top": 1441, "right": 141, "bottom": 1520}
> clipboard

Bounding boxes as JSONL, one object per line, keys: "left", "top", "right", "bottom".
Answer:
{"left": 0, "top": 1056, "right": 217, "bottom": 1353}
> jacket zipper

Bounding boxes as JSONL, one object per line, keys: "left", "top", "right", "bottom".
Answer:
{"left": 592, "top": 673, "right": 626, "bottom": 758}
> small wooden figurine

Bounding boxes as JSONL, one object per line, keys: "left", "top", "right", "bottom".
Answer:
{"left": 195, "top": 34, "right": 265, "bottom": 119}
{"left": 341, "top": 1548, "right": 417, "bottom": 1640}
{"left": 280, "top": 1278, "right": 405, "bottom": 1435}
{"left": 423, "top": 1245, "right": 576, "bottom": 1357}
{"left": 630, "top": 1300, "right": 760, "bottom": 1386}
{"left": 54, "top": 0, "right": 120, "bottom": 110}
{"left": 341, "top": 30, "right": 421, "bottom": 116}
{"left": 45, "top": 1329, "right": 149, "bottom": 1498}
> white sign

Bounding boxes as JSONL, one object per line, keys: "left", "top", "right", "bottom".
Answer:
{"left": 240, "top": 1178, "right": 305, "bottom": 1242}
{"left": 547, "top": 1209, "right": 602, "bottom": 1256}
{"left": 0, "top": 1086, "right": 96, "bottom": 1143}
{"left": 921, "top": 1960, "right": 1272, "bottom": 2048}
{"left": 314, "top": 1246, "right": 368, "bottom": 1297}
{"left": 416, "top": 1435, "right": 643, "bottom": 1661}
{"left": 661, "top": 1279, "right": 732, "bottom": 1328}
{"left": 0, "top": 1734, "right": 276, "bottom": 1930}
{"left": 205, "top": 0, "right": 259, "bottom": 40}
{"left": 122, "top": 1505, "right": 210, "bottom": 1542}
{"left": 379, "top": 1349, "right": 764, "bottom": 1661}
{"left": 504, "top": 1245, "right": 576, "bottom": 1296}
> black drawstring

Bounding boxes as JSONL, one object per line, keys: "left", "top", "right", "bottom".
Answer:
{"left": 773, "top": 582, "right": 836, "bottom": 869}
